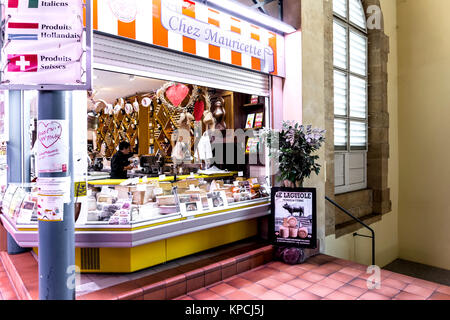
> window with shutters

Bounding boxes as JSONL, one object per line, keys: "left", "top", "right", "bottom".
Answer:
{"left": 333, "top": 0, "right": 368, "bottom": 194}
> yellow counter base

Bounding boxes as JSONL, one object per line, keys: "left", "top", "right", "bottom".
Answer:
{"left": 63, "top": 219, "right": 258, "bottom": 273}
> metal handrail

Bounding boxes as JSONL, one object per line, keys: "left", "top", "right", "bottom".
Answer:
{"left": 325, "top": 196, "right": 375, "bottom": 266}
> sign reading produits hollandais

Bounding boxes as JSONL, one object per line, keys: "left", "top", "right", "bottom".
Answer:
{"left": 0, "top": 0, "right": 90, "bottom": 89}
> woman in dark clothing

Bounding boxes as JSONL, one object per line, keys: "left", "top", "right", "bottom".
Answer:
{"left": 110, "top": 141, "right": 134, "bottom": 179}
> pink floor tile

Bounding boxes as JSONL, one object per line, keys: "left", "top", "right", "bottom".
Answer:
{"left": 339, "top": 267, "right": 364, "bottom": 278}
{"left": 325, "top": 290, "right": 356, "bottom": 300}
{"left": 289, "top": 278, "right": 314, "bottom": 290}
{"left": 372, "top": 285, "right": 400, "bottom": 298}
{"left": 357, "top": 291, "right": 391, "bottom": 300}
{"left": 260, "top": 290, "right": 288, "bottom": 300}
{"left": 437, "top": 285, "right": 450, "bottom": 295}
{"left": 428, "top": 292, "right": 450, "bottom": 300}
{"left": 337, "top": 284, "right": 367, "bottom": 297}
{"left": 291, "top": 290, "right": 321, "bottom": 300}
{"left": 317, "top": 277, "right": 345, "bottom": 290}
{"left": 208, "top": 283, "right": 236, "bottom": 296}
{"left": 225, "top": 276, "right": 253, "bottom": 289}
{"left": 348, "top": 278, "right": 370, "bottom": 290}
{"left": 402, "top": 284, "right": 434, "bottom": 299}
{"left": 268, "top": 272, "right": 296, "bottom": 283}
{"left": 225, "top": 290, "right": 255, "bottom": 300}
{"left": 300, "top": 271, "right": 326, "bottom": 283}
{"left": 256, "top": 278, "right": 284, "bottom": 290}
{"left": 305, "top": 284, "right": 335, "bottom": 298}
{"left": 393, "top": 291, "right": 425, "bottom": 300}
{"left": 241, "top": 283, "right": 269, "bottom": 296}
{"left": 382, "top": 277, "right": 408, "bottom": 290}
{"left": 191, "top": 289, "right": 223, "bottom": 300}
{"left": 328, "top": 271, "right": 356, "bottom": 283}
{"left": 272, "top": 283, "right": 302, "bottom": 297}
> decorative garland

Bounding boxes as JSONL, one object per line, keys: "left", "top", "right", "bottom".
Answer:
{"left": 157, "top": 82, "right": 199, "bottom": 114}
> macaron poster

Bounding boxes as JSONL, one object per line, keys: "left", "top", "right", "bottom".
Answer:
{"left": 271, "top": 187, "right": 317, "bottom": 248}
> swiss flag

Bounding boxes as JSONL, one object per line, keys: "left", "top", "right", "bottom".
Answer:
{"left": 8, "top": 54, "right": 38, "bottom": 72}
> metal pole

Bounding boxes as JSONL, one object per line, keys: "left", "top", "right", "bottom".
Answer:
{"left": 6, "top": 90, "right": 30, "bottom": 254}
{"left": 37, "top": 91, "right": 75, "bottom": 300}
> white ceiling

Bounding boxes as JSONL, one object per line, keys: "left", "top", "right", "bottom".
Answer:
{"left": 89, "top": 69, "right": 166, "bottom": 109}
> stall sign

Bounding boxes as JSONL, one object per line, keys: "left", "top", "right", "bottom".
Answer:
{"left": 270, "top": 187, "right": 317, "bottom": 249}
{"left": 37, "top": 119, "right": 68, "bottom": 174}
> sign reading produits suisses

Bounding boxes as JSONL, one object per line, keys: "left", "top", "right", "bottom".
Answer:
{"left": 0, "top": 0, "right": 90, "bottom": 89}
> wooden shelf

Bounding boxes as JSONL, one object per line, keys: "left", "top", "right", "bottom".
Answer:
{"left": 242, "top": 103, "right": 264, "bottom": 108}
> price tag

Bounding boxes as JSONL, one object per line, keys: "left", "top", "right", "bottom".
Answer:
{"left": 159, "top": 174, "right": 166, "bottom": 180}
{"left": 190, "top": 172, "right": 195, "bottom": 178}
{"left": 189, "top": 184, "right": 197, "bottom": 191}
{"left": 142, "top": 176, "right": 148, "bottom": 183}
{"left": 233, "top": 181, "right": 239, "bottom": 186}
{"left": 238, "top": 171, "right": 244, "bottom": 177}
{"left": 137, "top": 184, "right": 147, "bottom": 191}
{"left": 154, "top": 188, "right": 163, "bottom": 195}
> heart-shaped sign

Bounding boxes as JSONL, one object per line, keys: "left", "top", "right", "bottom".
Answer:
{"left": 193, "top": 100, "right": 205, "bottom": 121}
{"left": 38, "top": 121, "right": 62, "bottom": 149}
{"left": 165, "top": 84, "right": 189, "bottom": 107}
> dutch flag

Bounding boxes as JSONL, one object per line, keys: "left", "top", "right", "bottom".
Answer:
{"left": 8, "top": 0, "right": 39, "bottom": 8}
{"left": 8, "top": 22, "right": 39, "bottom": 41}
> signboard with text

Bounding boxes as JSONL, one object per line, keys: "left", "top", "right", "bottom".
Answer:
{"left": 0, "top": 0, "right": 92, "bottom": 90}
{"left": 270, "top": 187, "right": 317, "bottom": 249}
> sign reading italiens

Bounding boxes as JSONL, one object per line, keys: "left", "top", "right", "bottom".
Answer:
{"left": 0, "top": 0, "right": 87, "bottom": 88}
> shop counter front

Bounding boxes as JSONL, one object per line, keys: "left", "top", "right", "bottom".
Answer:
{"left": 0, "top": 175, "right": 271, "bottom": 273}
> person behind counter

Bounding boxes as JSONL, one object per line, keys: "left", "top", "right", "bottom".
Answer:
{"left": 110, "top": 141, "right": 135, "bottom": 179}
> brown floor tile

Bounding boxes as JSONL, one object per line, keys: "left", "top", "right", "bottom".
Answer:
{"left": 357, "top": 291, "right": 390, "bottom": 300}
{"left": 256, "top": 277, "right": 283, "bottom": 290}
{"left": 222, "top": 264, "right": 237, "bottom": 280}
{"left": 305, "top": 284, "right": 335, "bottom": 298}
{"left": 266, "top": 261, "right": 291, "bottom": 272}
{"left": 328, "top": 271, "right": 355, "bottom": 283}
{"left": 402, "top": 284, "right": 434, "bottom": 298}
{"left": 208, "top": 282, "right": 236, "bottom": 296}
{"left": 260, "top": 290, "right": 287, "bottom": 300}
{"left": 204, "top": 269, "right": 222, "bottom": 287}
{"left": 273, "top": 283, "right": 302, "bottom": 297}
{"left": 250, "top": 254, "right": 265, "bottom": 269}
{"left": 325, "top": 291, "right": 356, "bottom": 300}
{"left": 241, "top": 283, "right": 269, "bottom": 297}
{"left": 337, "top": 284, "right": 367, "bottom": 298}
{"left": 236, "top": 259, "right": 251, "bottom": 274}
{"left": 225, "top": 290, "right": 255, "bottom": 300}
{"left": 292, "top": 290, "right": 321, "bottom": 300}
{"left": 143, "top": 288, "right": 166, "bottom": 300}
{"left": 393, "top": 291, "right": 425, "bottom": 300}
{"left": 317, "top": 277, "right": 345, "bottom": 290}
{"left": 428, "top": 292, "right": 450, "bottom": 300}
{"left": 300, "top": 271, "right": 326, "bottom": 283}
{"left": 225, "top": 276, "right": 253, "bottom": 289}
{"left": 186, "top": 275, "right": 205, "bottom": 293}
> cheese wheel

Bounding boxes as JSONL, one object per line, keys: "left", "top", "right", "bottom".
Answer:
{"left": 298, "top": 227, "right": 308, "bottom": 239}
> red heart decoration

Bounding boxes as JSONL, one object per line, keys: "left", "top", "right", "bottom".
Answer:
{"left": 38, "top": 121, "right": 62, "bottom": 149}
{"left": 193, "top": 100, "right": 205, "bottom": 121}
{"left": 166, "top": 84, "right": 190, "bottom": 107}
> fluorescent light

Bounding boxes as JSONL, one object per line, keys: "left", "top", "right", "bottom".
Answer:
{"left": 199, "top": 0, "right": 296, "bottom": 34}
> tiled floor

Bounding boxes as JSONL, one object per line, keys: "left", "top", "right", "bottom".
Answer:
{"left": 384, "top": 259, "right": 450, "bottom": 286}
{"left": 174, "top": 256, "right": 450, "bottom": 300}
{"left": 0, "top": 254, "right": 17, "bottom": 300}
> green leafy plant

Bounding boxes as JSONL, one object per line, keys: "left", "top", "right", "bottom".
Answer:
{"left": 262, "top": 121, "right": 326, "bottom": 186}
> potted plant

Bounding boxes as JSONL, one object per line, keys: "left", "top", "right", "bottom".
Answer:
{"left": 262, "top": 121, "right": 326, "bottom": 187}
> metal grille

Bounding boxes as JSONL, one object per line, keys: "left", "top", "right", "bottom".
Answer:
{"left": 81, "top": 248, "right": 100, "bottom": 271}
{"left": 93, "top": 33, "right": 270, "bottom": 97}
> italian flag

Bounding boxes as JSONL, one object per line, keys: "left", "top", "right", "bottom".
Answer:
{"left": 8, "top": 0, "right": 39, "bottom": 8}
